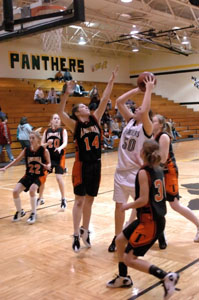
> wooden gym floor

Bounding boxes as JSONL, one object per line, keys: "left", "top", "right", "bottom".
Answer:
{"left": 0, "top": 140, "right": 199, "bottom": 300}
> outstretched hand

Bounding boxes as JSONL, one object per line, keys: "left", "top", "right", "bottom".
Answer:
{"left": 143, "top": 76, "right": 156, "bottom": 91}
{"left": 111, "top": 65, "right": 119, "bottom": 81}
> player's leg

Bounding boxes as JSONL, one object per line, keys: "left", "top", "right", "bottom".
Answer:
{"left": 12, "top": 182, "right": 26, "bottom": 222}
{"left": 27, "top": 183, "right": 38, "bottom": 224}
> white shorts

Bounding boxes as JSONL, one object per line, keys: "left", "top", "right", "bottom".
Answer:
{"left": 113, "top": 169, "right": 138, "bottom": 203}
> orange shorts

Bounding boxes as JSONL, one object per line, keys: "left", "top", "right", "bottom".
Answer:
{"left": 124, "top": 217, "right": 165, "bottom": 257}
{"left": 164, "top": 166, "right": 179, "bottom": 201}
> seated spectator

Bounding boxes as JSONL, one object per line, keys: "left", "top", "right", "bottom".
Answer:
{"left": 114, "top": 102, "right": 124, "bottom": 122}
{"left": 89, "top": 85, "right": 99, "bottom": 99}
{"left": 102, "top": 123, "right": 114, "bottom": 150}
{"left": 34, "top": 87, "right": 47, "bottom": 104}
{"left": 88, "top": 93, "right": 101, "bottom": 111}
{"left": 47, "top": 88, "right": 58, "bottom": 104}
{"left": 63, "top": 68, "right": 73, "bottom": 82}
{"left": 73, "top": 81, "right": 84, "bottom": 97}
{"left": 0, "top": 106, "right": 6, "bottom": 120}
{"left": 17, "top": 116, "right": 33, "bottom": 149}
{"left": 101, "top": 109, "right": 112, "bottom": 126}
{"left": 126, "top": 99, "right": 135, "bottom": 112}
{"left": 0, "top": 115, "right": 14, "bottom": 162}
{"left": 106, "top": 99, "right": 112, "bottom": 110}
{"left": 79, "top": 81, "right": 89, "bottom": 96}
{"left": 55, "top": 70, "right": 64, "bottom": 82}
{"left": 110, "top": 116, "right": 121, "bottom": 138}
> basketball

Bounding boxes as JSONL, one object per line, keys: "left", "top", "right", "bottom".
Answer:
{"left": 137, "top": 72, "right": 156, "bottom": 92}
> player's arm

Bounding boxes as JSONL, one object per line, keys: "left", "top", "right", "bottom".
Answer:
{"left": 42, "top": 148, "right": 51, "bottom": 171}
{"left": 122, "top": 170, "right": 149, "bottom": 210}
{"left": 55, "top": 129, "right": 68, "bottom": 153}
{"left": 0, "top": 149, "right": 26, "bottom": 171}
{"left": 41, "top": 129, "right": 49, "bottom": 148}
{"left": 58, "top": 81, "right": 76, "bottom": 133}
{"left": 116, "top": 87, "right": 140, "bottom": 123}
{"left": 94, "top": 66, "right": 118, "bottom": 122}
{"left": 158, "top": 134, "right": 170, "bottom": 164}
{"left": 140, "top": 76, "right": 155, "bottom": 136}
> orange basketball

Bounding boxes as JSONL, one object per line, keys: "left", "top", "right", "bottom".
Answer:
{"left": 137, "top": 72, "right": 156, "bottom": 92}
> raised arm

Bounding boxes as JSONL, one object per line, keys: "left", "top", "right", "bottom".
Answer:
{"left": 94, "top": 66, "right": 118, "bottom": 122}
{"left": 116, "top": 87, "right": 140, "bottom": 123}
{"left": 140, "top": 76, "right": 155, "bottom": 136}
{"left": 58, "top": 81, "right": 76, "bottom": 133}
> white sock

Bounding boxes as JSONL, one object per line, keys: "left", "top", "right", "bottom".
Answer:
{"left": 14, "top": 197, "right": 21, "bottom": 212}
{"left": 30, "top": 196, "right": 37, "bottom": 214}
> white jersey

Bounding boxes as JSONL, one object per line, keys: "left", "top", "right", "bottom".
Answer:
{"left": 116, "top": 118, "right": 151, "bottom": 172}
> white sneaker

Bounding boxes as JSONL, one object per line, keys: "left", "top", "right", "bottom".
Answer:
{"left": 27, "top": 213, "right": 36, "bottom": 224}
{"left": 194, "top": 226, "right": 199, "bottom": 243}
{"left": 37, "top": 198, "right": 45, "bottom": 206}
{"left": 60, "top": 198, "right": 67, "bottom": 211}
{"left": 80, "top": 226, "right": 91, "bottom": 248}
{"left": 12, "top": 209, "right": 26, "bottom": 222}
{"left": 107, "top": 275, "right": 133, "bottom": 288}
{"left": 163, "top": 272, "right": 179, "bottom": 300}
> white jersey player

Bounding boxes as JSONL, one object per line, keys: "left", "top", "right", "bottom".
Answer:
{"left": 108, "top": 76, "right": 156, "bottom": 252}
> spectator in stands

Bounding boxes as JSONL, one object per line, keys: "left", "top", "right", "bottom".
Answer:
{"left": 0, "top": 115, "right": 14, "bottom": 162}
{"left": 110, "top": 116, "right": 122, "bottom": 138}
{"left": 73, "top": 81, "right": 84, "bottom": 97}
{"left": 88, "top": 94, "right": 101, "bottom": 111}
{"left": 55, "top": 70, "right": 64, "bottom": 82}
{"left": 101, "top": 109, "right": 112, "bottom": 126}
{"left": 47, "top": 88, "right": 58, "bottom": 104}
{"left": 114, "top": 102, "right": 123, "bottom": 122}
{"left": 126, "top": 99, "right": 136, "bottom": 113}
{"left": 102, "top": 123, "right": 114, "bottom": 150}
{"left": 34, "top": 87, "right": 46, "bottom": 104}
{"left": 79, "top": 82, "right": 89, "bottom": 96}
{"left": 63, "top": 68, "right": 73, "bottom": 82}
{"left": 107, "top": 99, "right": 112, "bottom": 110}
{"left": 89, "top": 85, "right": 99, "bottom": 99}
{"left": 17, "top": 116, "right": 33, "bottom": 149}
{"left": 168, "top": 118, "right": 181, "bottom": 140}
{"left": 0, "top": 106, "right": 6, "bottom": 120}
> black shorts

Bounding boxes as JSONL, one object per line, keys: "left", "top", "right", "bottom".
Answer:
{"left": 72, "top": 160, "right": 101, "bottom": 197}
{"left": 123, "top": 217, "right": 165, "bottom": 257}
{"left": 49, "top": 160, "right": 65, "bottom": 175}
{"left": 18, "top": 174, "right": 45, "bottom": 192}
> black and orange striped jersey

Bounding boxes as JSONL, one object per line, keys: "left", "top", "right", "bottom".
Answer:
{"left": 155, "top": 132, "right": 178, "bottom": 174}
{"left": 45, "top": 127, "right": 64, "bottom": 161}
{"left": 135, "top": 165, "right": 166, "bottom": 221}
{"left": 74, "top": 115, "right": 101, "bottom": 162}
{"left": 25, "top": 146, "right": 46, "bottom": 177}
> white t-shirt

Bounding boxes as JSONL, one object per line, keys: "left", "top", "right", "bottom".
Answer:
{"left": 116, "top": 118, "right": 151, "bottom": 172}
{"left": 34, "top": 89, "right": 44, "bottom": 100}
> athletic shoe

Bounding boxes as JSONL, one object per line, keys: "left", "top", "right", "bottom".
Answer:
{"left": 37, "top": 198, "right": 45, "bottom": 206}
{"left": 72, "top": 235, "right": 80, "bottom": 252}
{"left": 27, "top": 213, "right": 36, "bottom": 224}
{"left": 163, "top": 272, "right": 179, "bottom": 300}
{"left": 80, "top": 226, "right": 91, "bottom": 248}
{"left": 158, "top": 232, "right": 168, "bottom": 250}
{"left": 107, "top": 275, "right": 133, "bottom": 288}
{"left": 12, "top": 209, "right": 26, "bottom": 222}
{"left": 60, "top": 198, "right": 67, "bottom": 211}
{"left": 108, "top": 236, "right": 117, "bottom": 252}
{"left": 194, "top": 226, "right": 199, "bottom": 242}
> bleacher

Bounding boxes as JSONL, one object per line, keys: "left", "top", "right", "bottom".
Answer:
{"left": 1, "top": 77, "right": 199, "bottom": 162}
